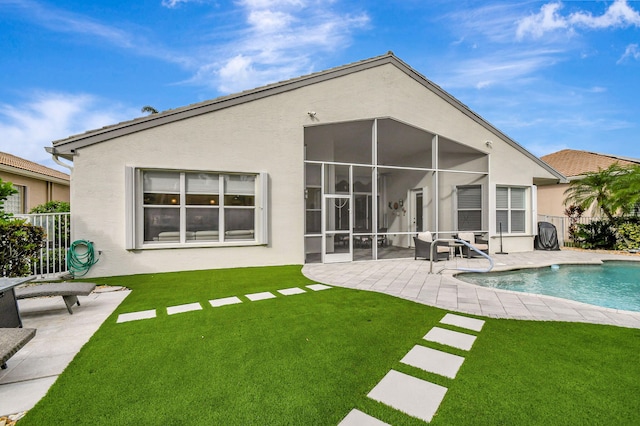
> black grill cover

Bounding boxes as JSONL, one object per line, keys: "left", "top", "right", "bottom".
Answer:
{"left": 534, "top": 221, "right": 560, "bottom": 251}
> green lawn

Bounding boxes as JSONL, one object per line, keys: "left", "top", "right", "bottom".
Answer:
{"left": 20, "top": 265, "right": 640, "bottom": 425}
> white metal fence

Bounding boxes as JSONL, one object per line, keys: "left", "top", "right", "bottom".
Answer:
{"left": 16, "top": 212, "right": 71, "bottom": 278}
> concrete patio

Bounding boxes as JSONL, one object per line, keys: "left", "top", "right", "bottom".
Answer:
{"left": 303, "top": 249, "right": 640, "bottom": 329}
{"left": 0, "top": 287, "right": 130, "bottom": 418}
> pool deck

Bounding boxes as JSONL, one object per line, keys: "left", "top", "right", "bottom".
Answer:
{"left": 302, "top": 249, "right": 640, "bottom": 329}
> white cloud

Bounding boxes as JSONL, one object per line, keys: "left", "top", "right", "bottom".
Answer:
{"left": 517, "top": 0, "right": 640, "bottom": 40}
{"left": 5, "top": 0, "right": 192, "bottom": 67}
{"left": 161, "top": 0, "right": 207, "bottom": 8}
{"left": 247, "top": 9, "right": 294, "bottom": 33}
{"left": 589, "top": 86, "right": 607, "bottom": 93}
{"left": 7, "top": 0, "right": 134, "bottom": 48}
{"left": 190, "top": 0, "right": 370, "bottom": 93}
{"left": 217, "top": 55, "right": 256, "bottom": 93}
{"left": 617, "top": 43, "right": 640, "bottom": 63}
{"left": 516, "top": 2, "right": 568, "bottom": 40}
{"left": 445, "top": 3, "right": 532, "bottom": 44}
{"left": 0, "top": 92, "right": 138, "bottom": 171}
{"left": 569, "top": 0, "right": 640, "bottom": 29}
{"left": 5, "top": 1, "right": 367, "bottom": 95}
{"left": 437, "top": 48, "right": 563, "bottom": 89}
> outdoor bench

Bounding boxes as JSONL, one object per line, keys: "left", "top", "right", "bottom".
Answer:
{"left": 15, "top": 282, "right": 96, "bottom": 315}
{"left": 0, "top": 327, "right": 36, "bottom": 369}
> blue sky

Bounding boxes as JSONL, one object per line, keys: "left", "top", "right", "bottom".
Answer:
{"left": 1, "top": 0, "right": 639, "bottom": 172}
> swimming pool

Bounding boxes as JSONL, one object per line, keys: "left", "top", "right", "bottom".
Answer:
{"left": 457, "top": 261, "right": 640, "bottom": 312}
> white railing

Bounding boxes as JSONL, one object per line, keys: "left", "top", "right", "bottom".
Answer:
{"left": 15, "top": 212, "right": 71, "bottom": 278}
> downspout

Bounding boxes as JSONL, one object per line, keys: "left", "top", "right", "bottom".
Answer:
{"left": 45, "top": 147, "right": 73, "bottom": 172}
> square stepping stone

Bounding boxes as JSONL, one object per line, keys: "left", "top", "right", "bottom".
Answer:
{"left": 277, "top": 287, "right": 306, "bottom": 296}
{"left": 339, "top": 409, "right": 389, "bottom": 426}
{"left": 440, "top": 313, "right": 485, "bottom": 332}
{"left": 400, "top": 345, "right": 465, "bottom": 379}
{"left": 367, "top": 370, "right": 447, "bottom": 423}
{"left": 424, "top": 327, "right": 477, "bottom": 351}
{"left": 116, "top": 309, "right": 156, "bottom": 323}
{"left": 245, "top": 291, "right": 276, "bottom": 301}
{"left": 167, "top": 302, "right": 202, "bottom": 315}
{"left": 306, "top": 284, "right": 331, "bottom": 291}
{"left": 209, "top": 296, "right": 243, "bottom": 307}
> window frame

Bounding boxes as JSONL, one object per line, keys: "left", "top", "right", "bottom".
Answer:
{"left": 126, "top": 167, "right": 268, "bottom": 249}
{"left": 496, "top": 186, "right": 527, "bottom": 234}
{"left": 455, "top": 184, "right": 483, "bottom": 232}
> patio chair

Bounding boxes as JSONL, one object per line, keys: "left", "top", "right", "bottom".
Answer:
{"left": 457, "top": 232, "right": 489, "bottom": 258}
{"left": 377, "top": 227, "right": 388, "bottom": 247}
{"left": 414, "top": 232, "right": 449, "bottom": 261}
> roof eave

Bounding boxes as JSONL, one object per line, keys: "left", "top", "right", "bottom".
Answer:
{"left": 51, "top": 53, "right": 400, "bottom": 154}
{"left": 50, "top": 52, "right": 569, "bottom": 184}
{"left": 0, "top": 164, "right": 70, "bottom": 185}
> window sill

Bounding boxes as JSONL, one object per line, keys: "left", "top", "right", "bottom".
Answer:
{"left": 134, "top": 241, "right": 265, "bottom": 250}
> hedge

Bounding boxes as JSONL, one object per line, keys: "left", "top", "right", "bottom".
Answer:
{"left": 0, "top": 220, "right": 45, "bottom": 277}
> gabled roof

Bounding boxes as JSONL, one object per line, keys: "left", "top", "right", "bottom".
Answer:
{"left": 541, "top": 149, "right": 640, "bottom": 178}
{"left": 0, "top": 151, "right": 70, "bottom": 183}
{"left": 50, "top": 52, "right": 565, "bottom": 183}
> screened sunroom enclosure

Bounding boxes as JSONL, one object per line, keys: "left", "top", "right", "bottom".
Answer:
{"left": 304, "top": 118, "right": 489, "bottom": 263}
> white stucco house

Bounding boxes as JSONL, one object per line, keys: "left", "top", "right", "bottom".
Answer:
{"left": 48, "top": 52, "right": 566, "bottom": 277}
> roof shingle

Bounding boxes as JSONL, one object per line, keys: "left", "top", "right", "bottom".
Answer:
{"left": 541, "top": 149, "right": 640, "bottom": 177}
{"left": 0, "top": 151, "right": 70, "bottom": 182}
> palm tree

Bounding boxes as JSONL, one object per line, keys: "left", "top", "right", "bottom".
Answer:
{"left": 141, "top": 105, "right": 159, "bottom": 115}
{"left": 610, "top": 165, "right": 640, "bottom": 216}
{"left": 563, "top": 163, "right": 624, "bottom": 221}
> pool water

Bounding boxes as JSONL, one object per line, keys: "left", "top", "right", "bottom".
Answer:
{"left": 458, "top": 261, "right": 640, "bottom": 312}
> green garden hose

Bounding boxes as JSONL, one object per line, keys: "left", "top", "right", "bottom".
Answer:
{"left": 67, "top": 240, "right": 99, "bottom": 277}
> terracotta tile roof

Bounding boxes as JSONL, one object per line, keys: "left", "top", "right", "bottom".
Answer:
{"left": 541, "top": 149, "right": 640, "bottom": 177}
{"left": 0, "top": 151, "right": 70, "bottom": 182}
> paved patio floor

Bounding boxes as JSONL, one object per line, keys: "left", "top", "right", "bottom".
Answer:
{"left": 303, "top": 249, "right": 640, "bottom": 329}
{"left": 0, "top": 288, "right": 130, "bottom": 417}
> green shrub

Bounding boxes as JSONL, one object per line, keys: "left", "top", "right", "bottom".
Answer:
{"left": 616, "top": 221, "right": 640, "bottom": 250}
{"left": 29, "top": 200, "right": 70, "bottom": 213}
{"left": 575, "top": 220, "right": 617, "bottom": 249}
{"left": 0, "top": 178, "right": 18, "bottom": 222}
{"left": 0, "top": 220, "right": 45, "bottom": 277}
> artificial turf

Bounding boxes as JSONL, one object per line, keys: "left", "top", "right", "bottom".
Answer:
{"left": 19, "top": 265, "right": 640, "bottom": 425}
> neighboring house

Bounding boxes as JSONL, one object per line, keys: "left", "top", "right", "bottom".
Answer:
{"left": 538, "top": 149, "right": 640, "bottom": 217}
{"left": 0, "top": 151, "right": 70, "bottom": 214}
{"left": 48, "top": 52, "right": 565, "bottom": 278}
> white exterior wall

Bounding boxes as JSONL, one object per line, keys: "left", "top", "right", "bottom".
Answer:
{"left": 376, "top": 66, "right": 556, "bottom": 252}
{"left": 70, "top": 63, "right": 558, "bottom": 276}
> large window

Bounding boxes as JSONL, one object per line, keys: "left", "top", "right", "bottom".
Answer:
{"left": 4, "top": 184, "right": 25, "bottom": 214}
{"left": 456, "top": 185, "right": 482, "bottom": 231}
{"left": 128, "top": 169, "right": 267, "bottom": 248}
{"left": 496, "top": 186, "right": 526, "bottom": 233}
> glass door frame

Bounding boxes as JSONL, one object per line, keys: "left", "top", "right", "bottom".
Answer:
{"left": 322, "top": 193, "right": 352, "bottom": 263}
{"left": 408, "top": 188, "right": 425, "bottom": 247}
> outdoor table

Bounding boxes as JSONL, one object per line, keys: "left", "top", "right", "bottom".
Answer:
{"left": 0, "top": 276, "right": 34, "bottom": 327}
{"left": 449, "top": 242, "right": 465, "bottom": 258}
